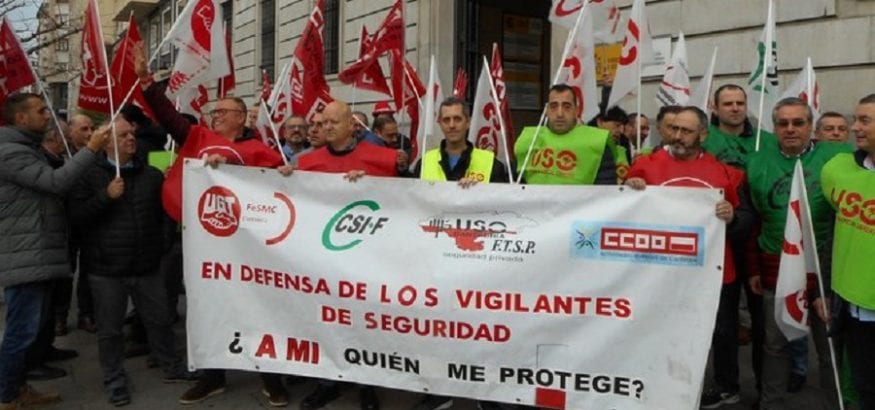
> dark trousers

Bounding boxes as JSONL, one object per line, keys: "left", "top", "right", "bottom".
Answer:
{"left": 845, "top": 315, "right": 875, "bottom": 409}
{"left": 89, "top": 274, "right": 184, "bottom": 389}
{"left": 52, "top": 248, "right": 94, "bottom": 320}
{"left": 0, "top": 282, "right": 52, "bottom": 402}
{"left": 743, "top": 275, "right": 765, "bottom": 389}
{"left": 713, "top": 279, "right": 740, "bottom": 392}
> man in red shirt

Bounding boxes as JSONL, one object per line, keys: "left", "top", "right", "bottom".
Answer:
{"left": 133, "top": 43, "right": 285, "bottom": 223}
{"left": 625, "top": 106, "right": 754, "bottom": 409}
{"left": 132, "top": 44, "right": 288, "bottom": 407}
{"left": 284, "top": 100, "right": 400, "bottom": 410}
{"left": 295, "top": 100, "right": 403, "bottom": 178}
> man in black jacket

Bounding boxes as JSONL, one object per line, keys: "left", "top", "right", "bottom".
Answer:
{"left": 67, "top": 117, "right": 192, "bottom": 407}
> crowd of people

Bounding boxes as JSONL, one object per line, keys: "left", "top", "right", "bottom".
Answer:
{"left": 0, "top": 43, "right": 872, "bottom": 410}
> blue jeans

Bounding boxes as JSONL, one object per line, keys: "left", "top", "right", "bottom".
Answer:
{"left": 0, "top": 282, "right": 51, "bottom": 402}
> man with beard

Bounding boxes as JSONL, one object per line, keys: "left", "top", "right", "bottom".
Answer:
{"left": 625, "top": 106, "right": 753, "bottom": 409}
{"left": 281, "top": 115, "right": 311, "bottom": 165}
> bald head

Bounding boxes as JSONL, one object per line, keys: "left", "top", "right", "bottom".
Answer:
{"left": 323, "top": 100, "right": 355, "bottom": 150}
{"left": 68, "top": 114, "right": 94, "bottom": 150}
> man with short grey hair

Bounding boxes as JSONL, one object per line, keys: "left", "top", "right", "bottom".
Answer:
{"left": 814, "top": 112, "right": 849, "bottom": 143}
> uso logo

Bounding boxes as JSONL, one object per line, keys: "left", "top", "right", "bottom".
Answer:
{"left": 197, "top": 186, "right": 241, "bottom": 237}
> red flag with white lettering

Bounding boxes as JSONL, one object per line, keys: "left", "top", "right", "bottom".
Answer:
{"left": 775, "top": 160, "right": 820, "bottom": 341}
{"left": 0, "top": 17, "right": 37, "bottom": 116}
{"left": 490, "top": 43, "right": 516, "bottom": 143}
{"left": 290, "top": 0, "right": 332, "bottom": 120}
{"left": 110, "top": 16, "right": 155, "bottom": 119}
{"left": 78, "top": 0, "right": 113, "bottom": 114}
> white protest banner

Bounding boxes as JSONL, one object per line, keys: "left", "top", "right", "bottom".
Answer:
{"left": 183, "top": 162, "right": 725, "bottom": 410}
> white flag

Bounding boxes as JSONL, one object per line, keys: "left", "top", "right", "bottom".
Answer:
{"left": 468, "top": 56, "right": 512, "bottom": 176}
{"left": 267, "top": 59, "right": 294, "bottom": 127}
{"left": 747, "top": 0, "right": 779, "bottom": 132}
{"left": 417, "top": 55, "right": 443, "bottom": 161}
{"left": 548, "top": 0, "right": 622, "bottom": 43}
{"left": 164, "top": 0, "right": 230, "bottom": 97}
{"left": 606, "top": 0, "right": 653, "bottom": 108}
{"left": 177, "top": 84, "right": 209, "bottom": 123}
{"left": 656, "top": 32, "right": 690, "bottom": 107}
{"left": 775, "top": 160, "right": 820, "bottom": 342}
{"left": 255, "top": 102, "right": 278, "bottom": 148}
{"left": 689, "top": 47, "right": 718, "bottom": 114}
{"left": 556, "top": 7, "right": 599, "bottom": 123}
{"left": 780, "top": 57, "right": 820, "bottom": 123}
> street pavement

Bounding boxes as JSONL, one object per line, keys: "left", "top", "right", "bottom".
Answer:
{"left": 0, "top": 297, "right": 854, "bottom": 410}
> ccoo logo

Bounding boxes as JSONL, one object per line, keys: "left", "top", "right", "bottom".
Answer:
{"left": 198, "top": 186, "right": 241, "bottom": 237}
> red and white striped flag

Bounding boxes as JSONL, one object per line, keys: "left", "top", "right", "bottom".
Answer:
{"left": 775, "top": 160, "right": 820, "bottom": 341}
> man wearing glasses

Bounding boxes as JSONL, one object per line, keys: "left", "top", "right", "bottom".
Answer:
{"left": 624, "top": 106, "right": 753, "bottom": 409}
{"left": 132, "top": 44, "right": 288, "bottom": 407}
{"left": 282, "top": 115, "right": 311, "bottom": 165}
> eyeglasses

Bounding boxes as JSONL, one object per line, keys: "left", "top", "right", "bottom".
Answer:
{"left": 209, "top": 109, "right": 245, "bottom": 117}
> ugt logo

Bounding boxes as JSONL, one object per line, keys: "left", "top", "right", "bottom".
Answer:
{"left": 321, "top": 200, "right": 389, "bottom": 251}
{"left": 197, "top": 186, "right": 241, "bottom": 237}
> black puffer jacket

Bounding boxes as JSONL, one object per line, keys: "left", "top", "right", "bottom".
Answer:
{"left": 67, "top": 155, "right": 165, "bottom": 277}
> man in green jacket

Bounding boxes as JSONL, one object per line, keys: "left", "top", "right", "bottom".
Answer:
{"left": 746, "top": 97, "right": 851, "bottom": 410}
{"left": 820, "top": 93, "right": 875, "bottom": 409}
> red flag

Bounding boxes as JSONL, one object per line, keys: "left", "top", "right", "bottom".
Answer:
{"left": 489, "top": 44, "right": 515, "bottom": 142}
{"left": 217, "top": 23, "right": 235, "bottom": 98}
{"left": 342, "top": 25, "right": 391, "bottom": 97}
{"left": 0, "top": 17, "right": 38, "bottom": 112}
{"left": 370, "top": 0, "right": 404, "bottom": 57}
{"left": 290, "top": 0, "right": 332, "bottom": 120}
{"left": 109, "top": 16, "right": 155, "bottom": 119}
{"left": 389, "top": 50, "right": 425, "bottom": 162}
{"left": 260, "top": 69, "right": 271, "bottom": 102}
{"left": 452, "top": 67, "right": 468, "bottom": 99}
{"left": 78, "top": 0, "right": 113, "bottom": 114}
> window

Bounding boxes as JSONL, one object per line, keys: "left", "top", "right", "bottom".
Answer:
{"left": 260, "top": 0, "right": 275, "bottom": 79}
{"left": 323, "top": 0, "right": 339, "bottom": 74}
{"left": 55, "top": 38, "right": 69, "bottom": 51}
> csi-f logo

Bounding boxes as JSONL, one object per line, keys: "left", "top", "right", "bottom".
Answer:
{"left": 198, "top": 186, "right": 241, "bottom": 237}
{"left": 321, "top": 200, "right": 389, "bottom": 251}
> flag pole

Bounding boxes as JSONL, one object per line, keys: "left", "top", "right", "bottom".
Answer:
{"left": 5, "top": 15, "right": 74, "bottom": 158}
{"left": 91, "top": 0, "right": 120, "bottom": 177}
{"left": 755, "top": 0, "right": 773, "bottom": 152}
{"left": 796, "top": 163, "right": 845, "bottom": 410}
{"left": 483, "top": 55, "right": 514, "bottom": 182}
{"left": 516, "top": 1, "right": 588, "bottom": 184}
{"left": 635, "top": 47, "right": 643, "bottom": 156}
